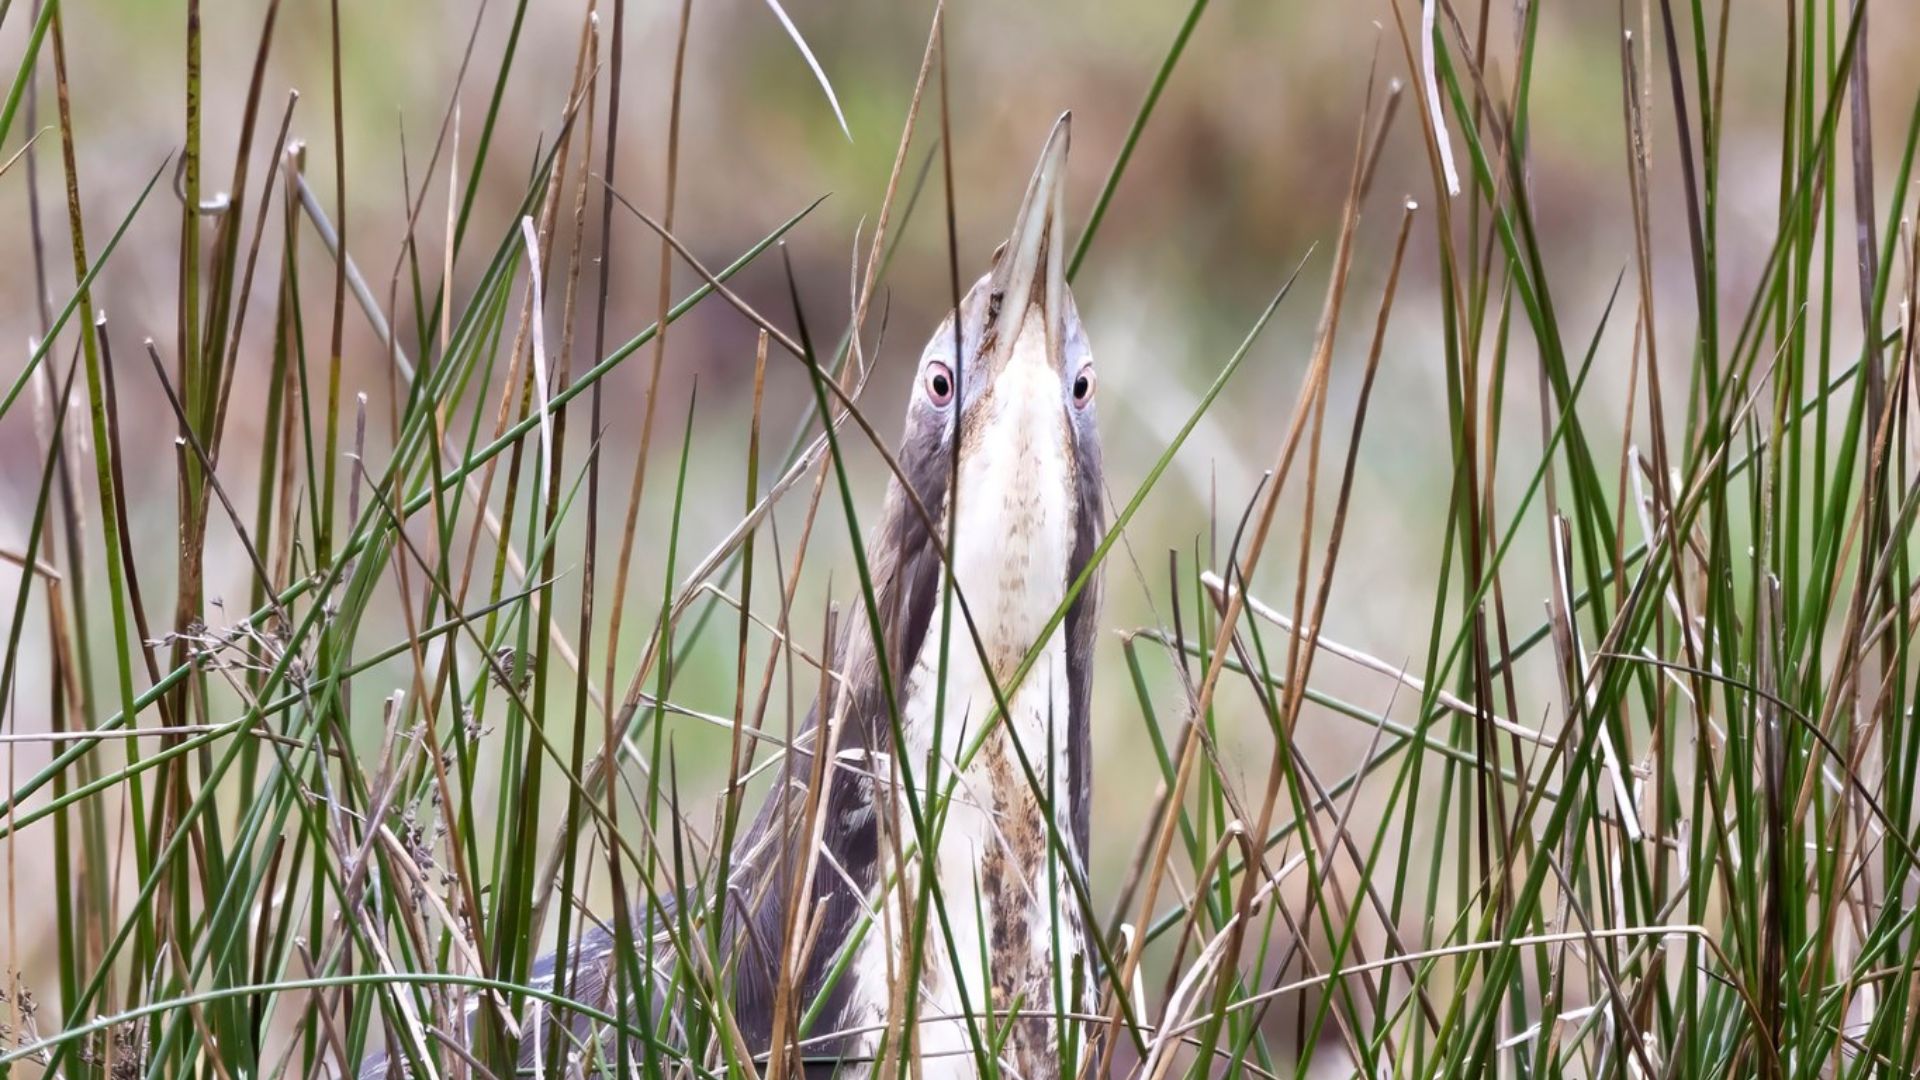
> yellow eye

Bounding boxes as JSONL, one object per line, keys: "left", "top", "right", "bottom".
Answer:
{"left": 926, "top": 360, "right": 955, "bottom": 406}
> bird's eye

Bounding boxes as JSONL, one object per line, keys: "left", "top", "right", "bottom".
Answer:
{"left": 1071, "top": 364, "right": 1095, "bottom": 409}
{"left": 925, "top": 361, "right": 955, "bottom": 407}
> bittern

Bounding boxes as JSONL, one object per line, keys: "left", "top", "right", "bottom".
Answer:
{"left": 363, "top": 113, "right": 1103, "bottom": 1079}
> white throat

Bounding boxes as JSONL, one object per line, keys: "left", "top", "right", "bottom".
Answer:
{"left": 838, "top": 315, "right": 1087, "bottom": 1078}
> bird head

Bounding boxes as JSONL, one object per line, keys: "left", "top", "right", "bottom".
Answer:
{"left": 921, "top": 113, "right": 1093, "bottom": 434}
{"left": 889, "top": 113, "right": 1103, "bottom": 673}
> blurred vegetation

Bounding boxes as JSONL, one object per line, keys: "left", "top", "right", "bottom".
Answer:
{"left": 5, "top": 0, "right": 1920, "bottom": 1076}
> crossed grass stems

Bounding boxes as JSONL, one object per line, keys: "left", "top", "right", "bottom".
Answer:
{"left": 6, "top": 0, "right": 1920, "bottom": 1076}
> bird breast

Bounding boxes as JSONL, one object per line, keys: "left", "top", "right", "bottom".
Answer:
{"left": 850, "top": 318, "right": 1087, "bottom": 1077}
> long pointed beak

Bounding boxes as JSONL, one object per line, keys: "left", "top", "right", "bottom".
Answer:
{"left": 987, "top": 112, "right": 1071, "bottom": 373}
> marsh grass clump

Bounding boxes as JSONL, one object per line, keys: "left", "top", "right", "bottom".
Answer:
{"left": 4, "top": 1, "right": 1920, "bottom": 1078}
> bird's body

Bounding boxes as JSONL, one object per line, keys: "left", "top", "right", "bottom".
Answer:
{"left": 828, "top": 293, "right": 1100, "bottom": 1077}
{"left": 361, "top": 115, "right": 1101, "bottom": 1080}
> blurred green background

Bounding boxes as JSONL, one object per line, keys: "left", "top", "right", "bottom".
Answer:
{"left": 5, "top": 0, "right": 1920, "bottom": 1025}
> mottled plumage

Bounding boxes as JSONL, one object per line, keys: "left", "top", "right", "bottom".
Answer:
{"left": 361, "top": 114, "right": 1102, "bottom": 1080}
